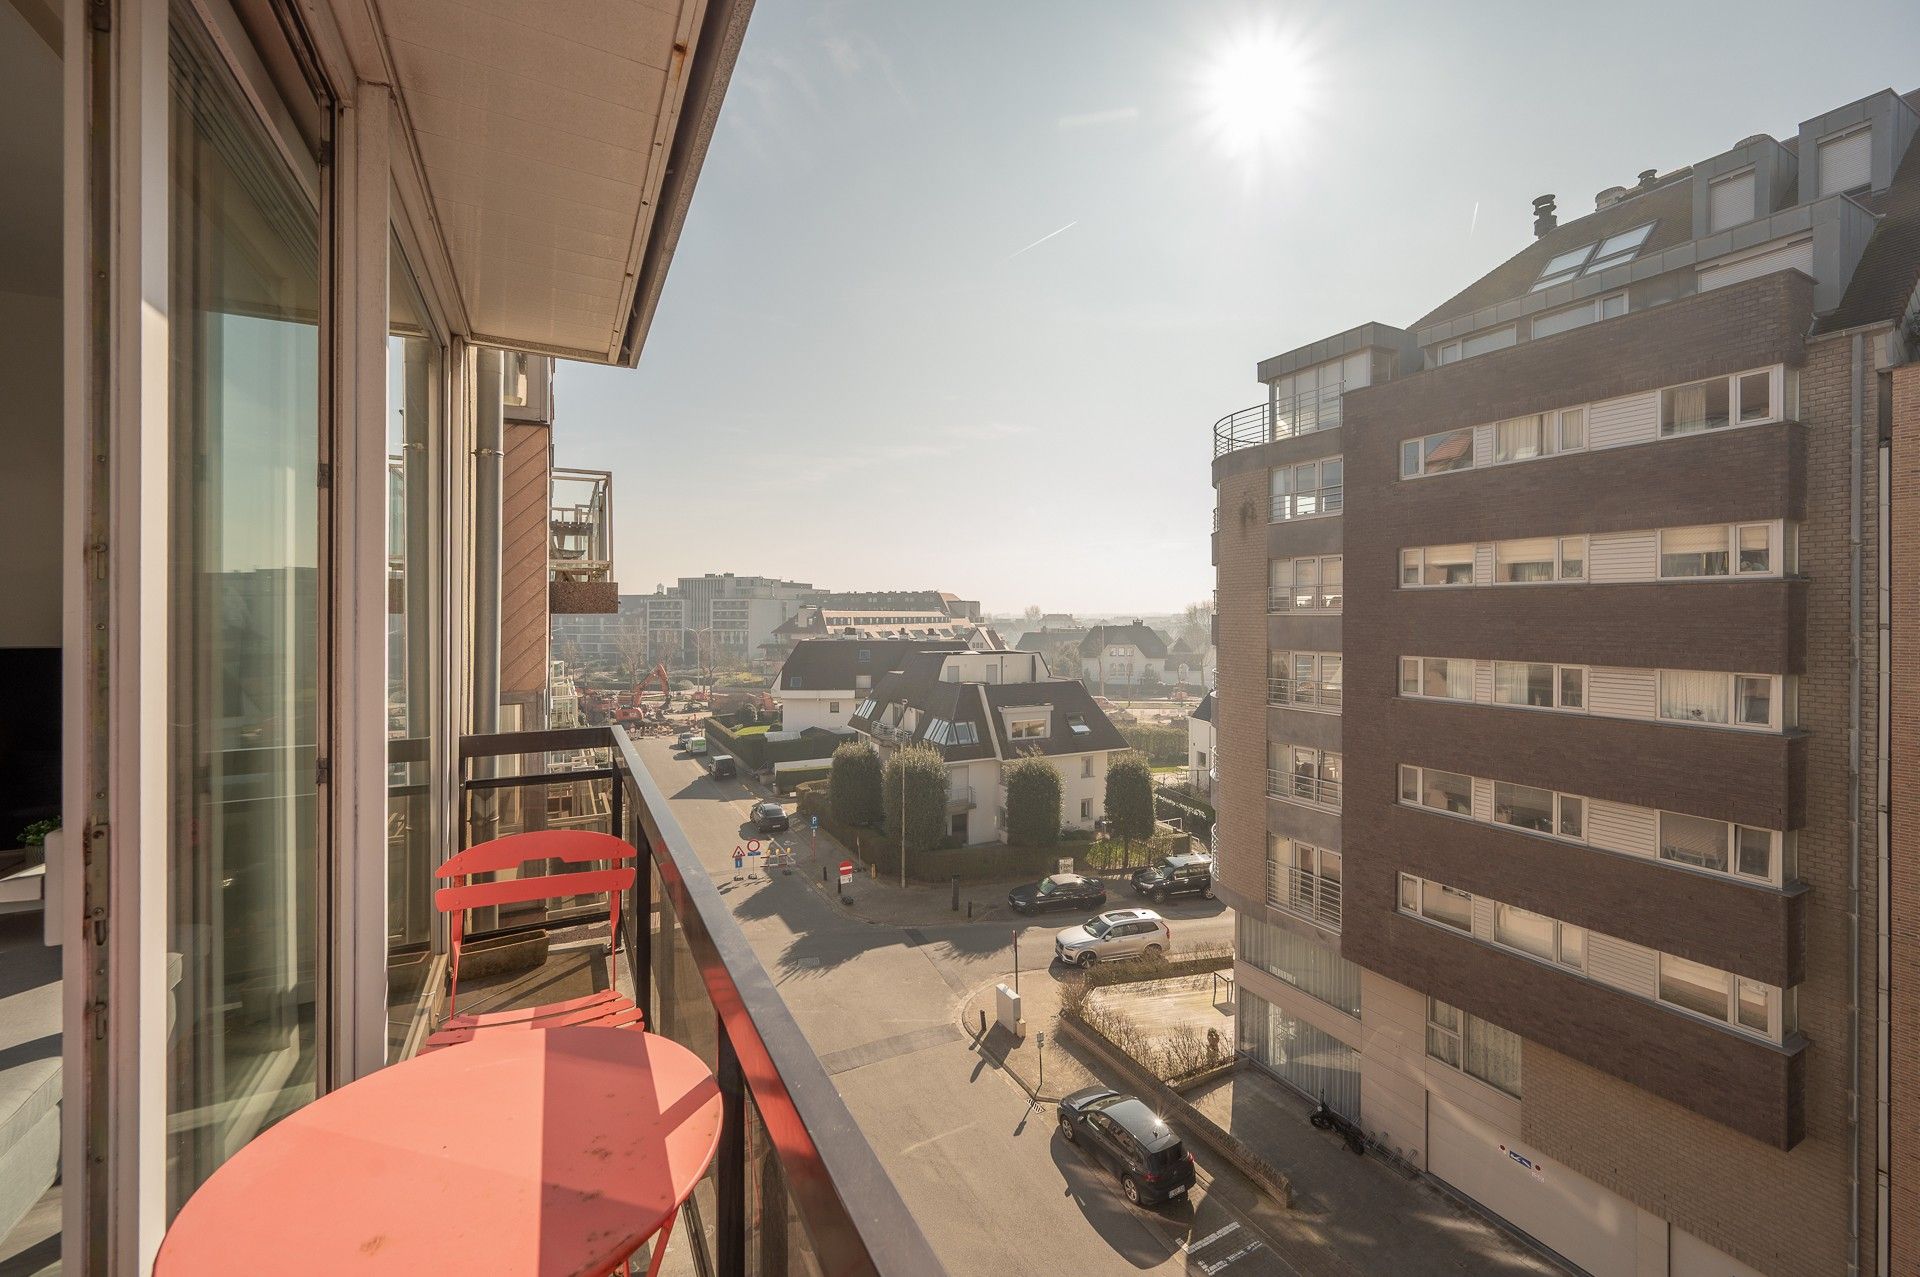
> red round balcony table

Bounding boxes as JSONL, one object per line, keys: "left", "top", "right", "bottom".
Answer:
{"left": 154, "top": 1026, "right": 722, "bottom": 1277}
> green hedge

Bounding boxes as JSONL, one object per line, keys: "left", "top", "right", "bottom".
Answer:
{"left": 773, "top": 763, "right": 831, "bottom": 794}
{"left": 1119, "top": 724, "right": 1186, "bottom": 766}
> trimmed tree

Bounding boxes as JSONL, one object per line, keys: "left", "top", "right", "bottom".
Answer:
{"left": 1105, "top": 751, "right": 1156, "bottom": 867}
{"left": 883, "top": 744, "right": 951, "bottom": 858}
{"left": 1003, "top": 753, "right": 1063, "bottom": 848}
{"left": 829, "top": 739, "right": 884, "bottom": 828}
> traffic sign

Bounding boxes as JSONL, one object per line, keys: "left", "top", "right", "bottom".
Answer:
{"left": 838, "top": 859, "right": 854, "bottom": 886}
{"left": 810, "top": 815, "right": 819, "bottom": 830}
{"left": 747, "top": 839, "right": 761, "bottom": 855}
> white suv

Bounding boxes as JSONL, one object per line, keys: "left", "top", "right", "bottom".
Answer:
{"left": 1055, "top": 909, "right": 1172, "bottom": 967}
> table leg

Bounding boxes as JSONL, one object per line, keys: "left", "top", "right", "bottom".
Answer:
{"left": 641, "top": 1204, "right": 680, "bottom": 1277}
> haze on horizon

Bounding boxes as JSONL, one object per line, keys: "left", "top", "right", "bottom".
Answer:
{"left": 554, "top": 0, "right": 1920, "bottom": 615}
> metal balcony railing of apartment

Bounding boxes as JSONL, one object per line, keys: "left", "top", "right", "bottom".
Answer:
{"left": 1267, "top": 589, "right": 1343, "bottom": 613}
{"left": 1269, "top": 485, "right": 1344, "bottom": 523}
{"left": 1267, "top": 864, "right": 1342, "bottom": 931}
{"left": 1266, "top": 767, "right": 1343, "bottom": 811}
{"left": 1211, "top": 383, "right": 1345, "bottom": 458}
{"left": 947, "top": 785, "right": 974, "bottom": 810}
{"left": 1267, "top": 677, "right": 1343, "bottom": 711}
{"left": 421, "top": 726, "right": 949, "bottom": 1276}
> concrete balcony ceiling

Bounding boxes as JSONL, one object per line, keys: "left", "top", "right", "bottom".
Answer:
{"left": 374, "top": 0, "right": 749, "bottom": 364}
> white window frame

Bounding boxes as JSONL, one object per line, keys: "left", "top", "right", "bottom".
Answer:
{"left": 1491, "top": 535, "right": 1585, "bottom": 584}
{"left": 1270, "top": 555, "right": 1343, "bottom": 612}
{"left": 1400, "top": 544, "right": 1477, "bottom": 588}
{"left": 1657, "top": 809, "right": 1788, "bottom": 886}
{"left": 1817, "top": 123, "right": 1872, "bottom": 196}
{"left": 1427, "top": 998, "right": 1524, "bottom": 1097}
{"left": 1007, "top": 716, "right": 1047, "bottom": 740}
{"left": 1658, "top": 669, "right": 1785, "bottom": 732}
{"left": 1270, "top": 456, "right": 1345, "bottom": 522}
{"left": 1658, "top": 367, "right": 1786, "bottom": 438}
{"left": 1275, "top": 650, "right": 1343, "bottom": 710}
{"left": 1268, "top": 838, "right": 1343, "bottom": 930}
{"left": 1657, "top": 952, "right": 1786, "bottom": 1042}
{"left": 1400, "top": 428, "right": 1476, "bottom": 479}
{"left": 1398, "top": 656, "right": 1474, "bottom": 703}
{"left": 1490, "top": 660, "right": 1588, "bottom": 711}
{"left": 1491, "top": 902, "right": 1586, "bottom": 973}
{"left": 1398, "top": 874, "right": 1474, "bottom": 932}
{"left": 1708, "top": 167, "right": 1756, "bottom": 233}
{"left": 1398, "top": 765, "right": 1473, "bottom": 818}
{"left": 1657, "top": 522, "right": 1783, "bottom": 580}
{"left": 1529, "top": 292, "right": 1626, "bottom": 340}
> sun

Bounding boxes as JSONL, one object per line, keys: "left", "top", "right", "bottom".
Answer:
{"left": 1196, "top": 24, "right": 1317, "bottom": 160}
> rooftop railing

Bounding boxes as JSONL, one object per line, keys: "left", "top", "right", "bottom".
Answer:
{"left": 445, "top": 726, "right": 949, "bottom": 1276}
{"left": 1212, "top": 383, "right": 1345, "bottom": 458}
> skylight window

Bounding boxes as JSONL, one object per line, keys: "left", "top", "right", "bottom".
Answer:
{"left": 952, "top": 722, "right": 979, "bottom": 745}
{"left": 1531, "top": 222, "right": 1655, "bottom": 291}
{"left": 1067, "top": 713, "right": 1091, "bottom": 736}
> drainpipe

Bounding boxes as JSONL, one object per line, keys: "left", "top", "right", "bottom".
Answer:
{"left": 1847, "top": 331, "right": 1864, "bottom": 1277}
{"left": 471, "top": 348, "right": 504, "bottom": 849}
{"left": 1877, "top": 418, "right": 1892, "bottom": 1277}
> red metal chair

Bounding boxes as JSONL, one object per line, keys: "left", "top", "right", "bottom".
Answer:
{"left": 423, "top": 829, "right": 645, "bottom": 1052}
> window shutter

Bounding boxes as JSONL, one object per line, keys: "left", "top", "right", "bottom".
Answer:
{"left": 1818, "top": 127, "right": 1871, "bottom": 195}
{"left": 1708, "top": 170, "right": 1755, "bottom": 232}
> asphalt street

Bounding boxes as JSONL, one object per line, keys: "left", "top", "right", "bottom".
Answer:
{"left": 636, "top": 736, "right": 1301, "bottom": 1276}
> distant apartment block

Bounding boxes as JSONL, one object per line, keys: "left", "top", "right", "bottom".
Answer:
{"left": 1210, "top": 88, "right": 1920, "bottom": 1277}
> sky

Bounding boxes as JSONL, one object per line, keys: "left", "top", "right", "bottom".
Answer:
{"left": 555, "top": 0, "right": 1920, "bottom": 616}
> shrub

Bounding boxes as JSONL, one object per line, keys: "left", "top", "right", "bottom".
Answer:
{"left": 734, "top": 725, "right": 771, "bottom": 738}
{"left": 1119, "top": 724, "right": 1186, "bottom": 766}
{"left": 1003, "top": 753, "right": 1062, "bottom": 848}
{"left": 829, "top": 740, "right": 883, "bottom": 827}
{"left": 1105, "top": 752, "right": 1156, "bottom": 861}
{"left": 882, "top": 744, "right": 950, "bottom": 858}
{"left": 774, "top": 763, "right": 830, "bottom": 794}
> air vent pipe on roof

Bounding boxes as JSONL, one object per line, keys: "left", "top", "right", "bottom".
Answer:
{"left": 1595, "top": 185, "right": 1629, "bottom": 210}
{"left": 1636, "top": 168, "right": 1659, "bottom": 190}
{"left": 1531, "top": 194, "right": 1557, "bottom": 237}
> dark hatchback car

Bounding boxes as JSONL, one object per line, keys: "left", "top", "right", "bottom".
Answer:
{"left": 752, "top": 801, "right": 789, "bottom": 833}
{"left": 1130, "top": 852, "right": 1216, "bottom": 904}
{"left": 1057, "top": 1087, "right": 1196, "bottom": 1205}
{"left": 1007, "top": 873, "right": 1107, "bottom": 916}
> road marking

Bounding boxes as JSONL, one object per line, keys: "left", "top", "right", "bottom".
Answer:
{"left": 1201, "top": 1240, "right": 1266, "bottom": 1274}
{"left": 1182, "top": 1222, "right": 1240, "bottom": 1253}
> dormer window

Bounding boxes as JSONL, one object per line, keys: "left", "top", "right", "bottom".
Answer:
{"left": 1531, "top": 222, "right": 1655, "bottom": 291}
{"left": 1008, "top": 717, "right": 1047, "bottom": 740}
{"left": 1708, "top": 169, "right": 1756, "bottom": 233}
{"left": 1818, "top": 125, "right": 1871, "bottom": 196}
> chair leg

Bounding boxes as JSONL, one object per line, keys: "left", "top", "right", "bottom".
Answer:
{"left": 642, "top": 1203, "right": 679, "bottom": 1277}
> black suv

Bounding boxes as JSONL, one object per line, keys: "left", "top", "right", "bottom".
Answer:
{"left": 1130, "top": 853, "right": 1215, "bottom": 904}
{"left": 1057, "top": 1087, "right": 1196, "bottom": 1205}
{"left": 1007, "top": 873, "right": 1107, "bottom": 916}
{"left": 752, "top": 801, "right": 789, "bottom": 833}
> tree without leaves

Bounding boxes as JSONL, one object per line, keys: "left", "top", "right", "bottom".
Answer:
{"left": 1023, "top": 604, "right": 1043, "bottom": 623}
{"left": 829, "top": 739, "right": 884, "bottom": 828}
{"left": 1105, "top": 752, "right": 1156, "bottom": 867}
{"left": 1003, "top": 753, "right": 1063, "bottom": 848}
{"left": 1180, "top": 600, "right": 1213, "bottom": 652}
{"left": 883, "top": 744, "right": 951, "bottom": 857}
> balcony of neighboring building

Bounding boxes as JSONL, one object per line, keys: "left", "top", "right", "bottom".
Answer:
{"left": 550, "top": 468, "right": 620, "bottom": 614}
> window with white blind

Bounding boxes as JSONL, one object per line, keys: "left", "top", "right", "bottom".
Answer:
{"left": 1658, "top": 523, "right": 1779, "bottom": 578}
{"left": 1436, "top": 325, "right": 1517, "bottom": 365}
{"left": 1818, "top": 124, "right": 1871, "bottom": 195}
{"left": 1494, "top": 535, "right": 1585, "bottom": 583}
{"left": 1708, "top": 169, "right": 1756, "bottom": 232}
{"left": 1530, "top": 292, "right": 1626, "bottom": 340}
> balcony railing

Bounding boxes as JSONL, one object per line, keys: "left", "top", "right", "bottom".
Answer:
{"left": 1267, "top": 864, "right": 1342, "bottom": 931}
{"left": 1270, "top": 485, "right": 1344, "bottom": 523}
{"left": 947, "top": 784, "right": 975, "bottom": 810}
{"left": 443, "top": 726, "right": 949, "bottom": 1275}
{"left": 1267, "top": 677, "right": 1343, "bottom": 711}
{"left": 1212, "top": 384, "right": 1345, "bottom": 458}
{"left": 1267, "top": 589, "right": 1343, "bottom": 613}
{"left": 1266, "top": 767, "right": 1343, "bottom": 811}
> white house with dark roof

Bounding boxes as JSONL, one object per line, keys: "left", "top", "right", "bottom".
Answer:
{"left": 1078, "top": 622, "right": 1174, "bottom": 691}
{"left": 772, "top": 638, "right": 968, "bottom": 733}
{"left": 847, "top": 649, "right": 1129, "bottom": 845}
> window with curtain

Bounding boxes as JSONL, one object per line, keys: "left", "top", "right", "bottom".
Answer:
{"left": 1421, "top": 768, "right": 1473, "bottom": 815}
{"left": 1493, "top": 661, "right": 1554, "bottom": 707}
{"left": 1661, "top": 378, "right": 1731, "bottom": 435}
{"left": 1660, "top": 525, "right": 1731, "bottom": 577}
{"left": 1462, "top": 1015, "right": 1524, "bottom": 1097}
{"left": 1407, "top": 657, "right": 1472, "bottom": 700}
{"left": 1660, "top": 670, "right": 1731, "bottom": 724}
{"left": 1494, "top": 903, "right": 1556, "bottom": 959}
{"left": 1493, "top": 415, "right": 1547, "bottom": 463}
{"left": 1493, "top": 783, "right": 1555, "bottom": 833}
{"left": 1423, "top": 545, "right": 1475, "bottom": 586}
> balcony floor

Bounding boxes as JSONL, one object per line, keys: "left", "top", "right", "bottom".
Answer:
{"left": 0, "top": 909, "right": 61, "bottom": 1277}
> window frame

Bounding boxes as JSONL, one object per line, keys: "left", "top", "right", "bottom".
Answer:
{"left": 1400, "top": 544, "right": 1477, "bottom": 588}
{"left": 1529, "top": 292, "right": 1626, "bottom": 340}
{"left": 1399, "top": 874, "right": 1475, "bottom": 932}
{"left": 1658, "top": 367, "right": 1785, "bottom": 438}
{"left": 1399, "top": 655, "right": 1475, "bottom": 703}
{"left": 1490, "top": 660, "right": 1588, "bottom": 711}
{"left": 1399, "top": 428, "right": 1477, "bottom": 479}
{"left": 1657, "top": 952, "right": 1785, "bottom": 1042}
{"left": 1817, "top": 123, "right": 1872, "bottom": 196}
{"left": 1657, "top": 522, "right": 1782, "bottom": 580}
{"left": 1658, "top": 669, "right": 1784, "bottom": 732}
{"left": 1269, "top": 455, "right": 1345, "bottom": 522}
{"left": 1490, "top": 535, "right": 1584, "bottom": 584}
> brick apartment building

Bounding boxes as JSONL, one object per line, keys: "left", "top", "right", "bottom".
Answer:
{"left": 1211, "top": 88, "right": 1920, "bottom": 1276}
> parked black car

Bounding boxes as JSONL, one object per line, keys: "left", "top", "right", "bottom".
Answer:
{"left": 1056, "top": 1087, "right": 1196, "bottom": 1205}
{"left": 753, "top": 800, "right": 789, "bottom": 833}
{"left": 1007, "top": 873, "right": 1107, "bottom": 916}
{"left": 1130, "top": 852, "right": 1215, "bottom": 904}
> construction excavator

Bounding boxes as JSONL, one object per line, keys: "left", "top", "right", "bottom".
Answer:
{"left": 613, "top": 663, "right": 674, "bottom": 730}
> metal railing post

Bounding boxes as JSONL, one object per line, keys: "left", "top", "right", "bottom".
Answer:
{"left": 716, "top": 1025, "right": 747, "bottom": 1275}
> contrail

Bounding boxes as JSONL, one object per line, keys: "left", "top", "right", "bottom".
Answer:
{"left": 1469, "top": 201, "right": 1479, "bottom": 237}
{"left": 1008, "top": 221, "right": 1078, "bottom": 260}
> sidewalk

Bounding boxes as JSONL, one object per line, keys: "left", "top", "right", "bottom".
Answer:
{"left": 959, "top": 970, "right": 1098, "bottom": 1103}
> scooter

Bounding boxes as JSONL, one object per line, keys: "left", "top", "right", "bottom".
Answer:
{"left": 1309, "top": 1094, "right": 1367, "bottom": 1156}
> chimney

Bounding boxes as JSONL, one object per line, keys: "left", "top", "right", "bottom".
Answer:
{"left": 1531, "top": 194, "right": 1557, "bottom": 238}
{"left": 1595, "top": 185, "right": 1629, "bottom": 211}
{"left": 1636, "top": 168, "right": 1659, "bottom": 190}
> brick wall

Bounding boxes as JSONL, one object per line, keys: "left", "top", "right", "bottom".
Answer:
{"left": 1890, "top": 359, "right": 1920, "bottom": 1272}
{"left": 1332, "top": 269, "right": 1880, "bottom": 1274}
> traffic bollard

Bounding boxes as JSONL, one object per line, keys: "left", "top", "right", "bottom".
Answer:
{"left": 967, "top": 900, "right": 973, "bottom": 919}
{"left": 978, "top": 1009, "right": 986, "bottom": 1038}
{"left": 951, "top": 875, "right": 959, "bottom": 911}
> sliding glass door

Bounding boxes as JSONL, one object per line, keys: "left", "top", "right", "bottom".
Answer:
{"left": 166, "top": 15, "right": 321, "bottom": 1214}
